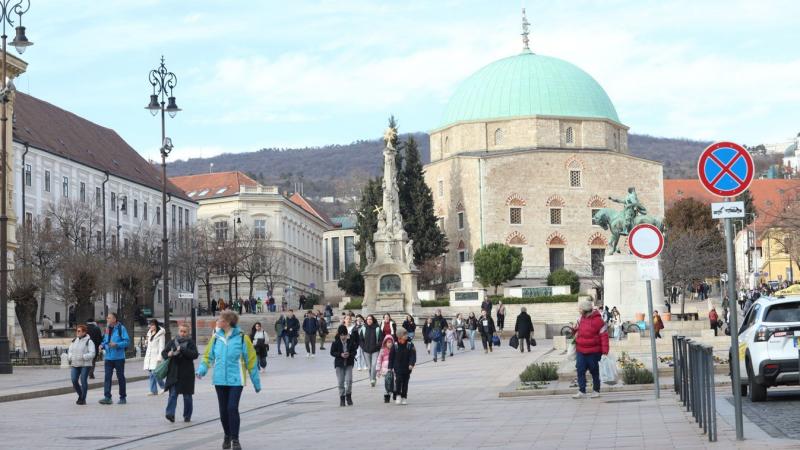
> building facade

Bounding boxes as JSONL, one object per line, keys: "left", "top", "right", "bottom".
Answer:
{"left": 170, "top": 172, "right": 329, "bottom": 308}
{"left": 13, "top": 92, "right": 197, "bottom": 322}
{"left": 322, "top": 215, "right": 360, "bottom": 301}
{"left": 424, "top": 44, "right": 663, "bottom": 283}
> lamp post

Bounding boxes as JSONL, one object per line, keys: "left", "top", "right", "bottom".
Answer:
{"left": 146, "top": 57, "right": 180, "bottom": 341}
{"left": 0, "top": 0, "right": 32, "bottom": 375}
{"left": 233, "top": 214, "right": 241, "bottom": 303}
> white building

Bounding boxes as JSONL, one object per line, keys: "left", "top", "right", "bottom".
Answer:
{"left": 13, "top": 92, "right": 197, "bottom": 323}
{"left": 323, "top": 215, "right": 359, "bottom": 301}
{"left": 170, "top": 172, "right": 330, "bottom": 307}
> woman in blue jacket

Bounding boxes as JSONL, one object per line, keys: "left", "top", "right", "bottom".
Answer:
{"left": 197, "top": 311, "right": 261, "bottom": 450}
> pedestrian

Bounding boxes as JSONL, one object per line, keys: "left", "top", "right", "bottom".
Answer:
{"left": 653, "top": 310, "right": 664, "bottom": 339}
{"left": 42, "top": 314, "right": 53, "bottom": 338}
{"left": 496, "top": 301, "right": 506, "bottom": 331}
{"left": 274, "top": 313, "right": 286, "bottom": 356}
{"left": 162, "top": 324, "right": 198, "bottom": 423}
{"left": 515, "top": 307, "right": 534, "bottom": 353}
{"left": 318, "top": 312, "right": 329, "bottom": 350}
{"left": 402, "top": 315, "right": 416, "bottom": 341}
{"left": 85, "top": 318, "right": 103, "bottom": 379}
{"left": 466, "top": 312, "right": 478, "bottom": 350}
{"left": 430, "top": 309, "right": 448, "bottom": 362}
{"left": 381, "top": 313, "right": 397, "bottom": 339}
{"left": 453, "top": 313, "right": 466, "bottom": 350}
{"left": 269, "top": 295, "right": 276, "bottom": 313}
{"left": 359, "top": 314, "right": 382, "bottom": 387}
{"left": 663, "top": 299, "right": 671, "bottom": 314}
{"left": 422, "top": 318, "right": 433, "bottom": 354}
{"left": 478, "top": 309, "right": 496, "bottom": 353}
{"left": 354, "top": 315, "right": 367, "bottom": 371}
{"left": 218, "top": 298, "right": 226, "bottom": 311}
{"left": 445, "top": 325, "right": 456, "bottom": 357}
{"left": 324, "top": 302, "right": 333, "bottom": 326}
{"left": 143, "top": 319, "right": 166, "bottom": 396}
{"left": 709, "top": 308, "right": 720, "bottom": 337}
{"left": 572, "top": 300, "right": 609, "bottom": 399}
{"left": 99, "top": 312, "right": 130, "bottom": 405}
{"left": 249, "top": 322, "right": 269, "bottom": 371}
{"left": 388, "top": 328, "right": 416, "bottom": 405}
{"left": 343, "top": 313, "right": 356, "bottom": 335}
{"left": 211, "top": 298, "right": 217, "bottom": 317}
{"left": 611, "top": 307, "right": 621, "bottom": 323}
{"left": 376, "top": 334, "right": 395, "bottom": 403}
{"left": 284, "top": 309, "right": 300, "bottom": 358}
{"left": 481, "top": 297, "right": 492, "bottom": 316}
{"left": 197, "top": 311, "right": 261, "bottom": 450}
{"left": 302, "top": 311, "right": 319, "bottom": 357}
{"left": 331, "top": 324, "right": 358, "bottom": 407}
{"left": 68, "top": 324, "right": 96, "bottom": 405}
{"left": 298, "top": 294, "right": 306, "bottom": 311}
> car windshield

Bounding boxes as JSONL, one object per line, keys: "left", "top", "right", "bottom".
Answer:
{"left": 763, "top": 302, "right": 800, "bottom": 323}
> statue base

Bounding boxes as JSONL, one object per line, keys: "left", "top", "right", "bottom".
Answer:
{"left": 363, "top": 260, "right": 419, "bottom": 317}
{"left": 602, "top": 254, "right": 664, "bottom": 322}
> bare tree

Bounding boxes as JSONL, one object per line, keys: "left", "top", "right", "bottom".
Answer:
{"left": 260, "top": 243, "right": 286, "bottom": 299}
{"left": 661, "top": 229, "right": 726, "bottom": 315}
{"left": 239, "top": 230, "right": 274, "bottom": 301}
{"left": 188, "top": 221, "right": 221, "bottom": 309}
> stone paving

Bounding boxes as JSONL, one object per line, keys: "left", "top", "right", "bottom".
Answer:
{"left": 0, "top": 339, "right": 797, "bottom": 449}
{"left": 724, "top": 388, "right": 800, "bottom": 440}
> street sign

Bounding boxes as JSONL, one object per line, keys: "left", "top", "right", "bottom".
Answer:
{"left": 177, "top": 292, "right": 193, "bottom": 299}
{"left": 711, "top": 201, "right": 745, "bottom": 219}
{"left": 637, "top": 259, "right": 660, "bottom": 281}
{"left": 720, "top": 273, "right": 728, "bottom": 282}
{"left": 628, "top": 224, "right": 664, "bottom": 260}
{"left": 698, "top": 141, "right": 754, "bottom": 197}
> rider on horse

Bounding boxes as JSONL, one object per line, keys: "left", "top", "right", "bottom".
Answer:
{"left": 609, "top": 187, "right": 647, "bottom": 235}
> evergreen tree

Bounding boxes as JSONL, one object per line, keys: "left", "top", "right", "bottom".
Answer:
{"left": 473, "top": 243, "right": 522, "bottom": 294}
{"left": 354, "top": 177, "right": 382, "bottom": 266}
{"left": 735, "top": 190, "right": 756, "bottom": 225}
{"left": 399, "top": 135, "right": 448, "bottom": 264}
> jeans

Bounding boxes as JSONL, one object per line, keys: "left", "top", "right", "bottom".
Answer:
{"left": 576, "top": 352, "right": 601, "bottom": 394}
{"left": 166, "top": 385, "right": 193, "bottom": 419}
{"left": 276, "top": 333, "right": 284, "bottom": 354}
{"left": 407, "top": 332, "right": 415, "bottom": 341}
{"left": 394, "top": 371, "right": 410, "bottom": 398}
{"left": 103, "top": 359, "right": 126, "bottom": 399}
{"left": 257, "top": 350, "right": 267, "bottom": 369}
{"left": 149, "top": 369, "right": 165, "bottom": 394}
{"left": 456, "top": 330, "right": 465, "bottom": 349}
{"left": 433, "top": 337, "right": 446, "bottom": 360}
{"left": 335, "top": 366, "right": 353, "bottom": 397}
{"left": 215, "top": 385, "right": 243, "bottom": 439}
{"left": 480, "top": 334, "right": 493, "bottom": 351}
{"left": 71, "top": 366, "right": 90, "bottom": 402}
{"left": 518, "top": 334, "right": 531, "bottom": 352}
{"left": 356, "top": 348, "right": 366, "bottom": 369}
{"left": 364, "top": 352, "right": 378, "bottom": 381}
{"left": 497, "top": 314, "right": 505, "bottom": 330}
{"left": 468, "top": 330, "right": 476, "bottom": 350}
{"left": 285, "top": 335, "right": 297, "bottom": 356}
{"left": 319, "top": 334, "right": 326, "bottom": 349}
{"left": 304, "top": 333, "right": 317, "bottom": 354}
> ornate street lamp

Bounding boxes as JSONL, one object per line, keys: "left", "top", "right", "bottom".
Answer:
{"left": 0, "top": 0, "right": 32, "bottom": 375}
{"left": 146, "top": 57, "right": 180, "bottom": 341}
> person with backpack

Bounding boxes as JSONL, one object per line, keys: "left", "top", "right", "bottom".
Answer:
{"left": 162, "top": 324, "right": 199, "bottom": 423}
{"left": 197, "top": 311, "right": 261, "bottom": 450}
{"left": 324, "top": 302, "right": 333, "bottom": 326}
{"left": 302, "top": 311, "right": 319, "bottom": 357}
{"left": 430, "top": 309, "right": 448, "bottom": 362}
{"left": 376, "top": 334, "right": 395, "bottom": 403}
{"left": 143, "top": 319, "right": 166, "bottom": 396}
{"left": 317, "top": 311, "right": 329, "bottom": 350}
{"left": 284, "top": 310, "right": 300, "bottom": 358}
{"left": 388, "top": 328, "right": 416, "bottom": 405}
{"left": 514, "top": 307, "right": 534, "bottom": 353}
{"left": 274, "top": 313, "right": 286, "bottom": 356}
{"left": 85, "top": 318, "right": 103, "bottom": 379}
{"left": 331, "top": 324, "right": 358, "bottom": 407}
{"left": 572, "top": 300, "right": 609, "bottom": 399}
{"left": 67, "top": 324, "right": 96, "bottom": 405}
{"left": 478, "top": 309, "right": 496, "bottom": 354}
{"left": 99, "top": 312, "right": 130, "bottom": 405}
{"left": 249, "top": 322, "right": 269, "bottom": 371}
{"left": 359, "top": 314, "right": 382, "bottom": 387}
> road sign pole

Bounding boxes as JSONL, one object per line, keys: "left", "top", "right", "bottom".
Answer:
{"left": 724, "top": 216, "right": 744, "bottom": 440}
{"left": 191, "top": 295, "right": 197, "bottom": 346}
{"left": 645, "top": 279, "right": 660, "bottom": 399}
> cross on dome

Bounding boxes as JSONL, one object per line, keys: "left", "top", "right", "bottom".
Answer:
{"left": 521, "top": 8, "right": 531, "bottom": 53}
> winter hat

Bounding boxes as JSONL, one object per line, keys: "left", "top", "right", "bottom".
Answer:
{"left": 578, "top": 299, "right": 593, "bottom": 313}
{"left": 337, "top": 325, "right": 349, "bottom": 336}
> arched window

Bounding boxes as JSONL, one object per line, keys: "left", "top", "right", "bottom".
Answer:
{"left": 494, "top": 128, "right": 504, "bottom": 145}
{"left": 566, "top": 127, "right": 574, "bottom": 144}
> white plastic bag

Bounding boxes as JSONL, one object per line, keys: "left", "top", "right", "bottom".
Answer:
{"left": 566, "top": 341, "right": 576, "bottom": 361}
{"left": 599, "top": 354, "right": 618, "bottom": 385}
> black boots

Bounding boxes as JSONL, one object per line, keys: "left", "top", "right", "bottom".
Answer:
{"left": 231, "top": 439, "right": 241, "bottom": 450}
{"left": 345, "top": 394, "right": 353, "bottom": 406}
{"left": 340, "top": 396, "right": 346, "bottom": 407}
{"left": 384, "top": 394, "right": 390, "bottom": 403}
{"left": 223, "top": 435, "right": 231, "bottom": 449}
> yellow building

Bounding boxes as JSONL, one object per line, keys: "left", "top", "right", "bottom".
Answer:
{"left": 758, "top": 228, "right": 800, "bottom": 285}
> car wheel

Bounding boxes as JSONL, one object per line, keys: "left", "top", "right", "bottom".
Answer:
{"left": 746, "top": 359, "right": 767, "bottom": 402}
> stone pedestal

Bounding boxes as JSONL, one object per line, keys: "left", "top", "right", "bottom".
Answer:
{"left": 603, "top": 254, "right": 664, "bottom": 322}
{"left": 363, "top": 260, "right": 419, "bottom": 316}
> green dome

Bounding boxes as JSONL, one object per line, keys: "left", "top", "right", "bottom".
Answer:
{"left": 440, "top": 52, "right": 619, "bottom": 127}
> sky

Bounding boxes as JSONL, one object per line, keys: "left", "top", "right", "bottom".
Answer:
{"left": 14, "top": 0, "right": 800, "bottom": 162}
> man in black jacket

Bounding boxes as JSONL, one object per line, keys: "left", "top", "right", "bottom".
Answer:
{"left": 85, "top": 318, "right": 103, "bottom": 379}
{"left": 389, "top": 328, "right": 416, "bottom": 405}
{"left": 430, "top": 309, "right": 448, "bottom": 362}
{"left": 284, "top": 310, "right": 301, "bottom": 358}
{"left": 331, "top": 325, "right": 358, "bottom": 407}
{"left": 514, "top": 307, "right": 534, "bottom": 353}
{"left": 302, "top": 312, "right": 319, "bottom": 357}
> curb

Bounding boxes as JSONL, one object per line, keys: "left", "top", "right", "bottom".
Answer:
{"left": 0, "top": 375, "right": 149, "bottom": 403}
{"left": 499, "top": 380, "right": 732, "bottom": 398}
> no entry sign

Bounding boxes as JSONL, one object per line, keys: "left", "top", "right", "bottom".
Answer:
{"left": 697, "top": 141, "right": 754, "bottom": 197}
{"left": 628, "top": 224, "right": 664, "bottom": 259}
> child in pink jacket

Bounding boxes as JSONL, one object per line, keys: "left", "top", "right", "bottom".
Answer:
{"left": 376, "top": 334, "right": 395, "bottom": 403}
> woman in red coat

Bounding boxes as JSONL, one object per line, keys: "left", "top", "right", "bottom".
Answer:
{"left": 573, "top": 300, "right": 609, "bottom": 399}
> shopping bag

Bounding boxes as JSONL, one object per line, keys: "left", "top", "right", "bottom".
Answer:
{"left": 599, "top": 354, "right": 618, "bottom": 385}
{"left": 566, "top": 341, "right": 576, "bottom": 361}
{"left": 153, "top": 358, "right": 170, "bottom": 380}
{"left": 509, "top": 335, "right": 519, "bottom": 349}
{"left": 492, "top": 334, "right": 501, "bottom": 346}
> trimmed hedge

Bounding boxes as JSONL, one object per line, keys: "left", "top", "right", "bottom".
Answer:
{"left": 488, "top": 294, "right": 578, "bottom": 304}
{"left": 421, "top": 299, "right": 450, "bottom": 307}
{"left": 342, "top": 297, "right": 363, "bottom": 310}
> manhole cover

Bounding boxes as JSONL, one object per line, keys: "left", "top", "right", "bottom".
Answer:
{"left": 67, "top": 436, "right": 121, "bottom": 440}
{"left": 604, "top": 399, "right": 644, "bottom": 404}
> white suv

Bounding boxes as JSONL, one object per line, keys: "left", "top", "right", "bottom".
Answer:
{"left": 737, "top": 295, "right": 800, "bottom": 402}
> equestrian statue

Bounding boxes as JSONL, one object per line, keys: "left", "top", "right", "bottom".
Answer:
{"left": 593, "top": 187, "right": 664, "bottom": 255}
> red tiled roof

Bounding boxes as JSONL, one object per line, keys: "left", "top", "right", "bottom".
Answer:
{"left": 170, "top": 171, "right": 258, "bottom": 200}
{"left": 289, "top": 193, "right": 333, "bottom": 227}
{"left": 13, "top": 92, "right": 193, "bottom": 202}
{"left": 664, "top": 179, "right": 800, "bottom": 229}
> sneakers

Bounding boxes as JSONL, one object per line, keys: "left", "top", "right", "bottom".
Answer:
{"left": 166, "top": 414, "right": 175, "bottom": 423}
{"left": 184, "top": 417, "right": 191, "bottom": 422}
{"left": 572, "top": 391, "right": 587, "bottom": 399}
{"left": 223, "top": 435, "right": 232, "bottom": 449}
{"left": 384, "top": 394, "right": 390, "bottom": 403}
{"left": 395, "top": 398, "right": 402, "bottom": 405}
{"left": 98, "top": 397, "right": 112, "bottom": 405}
{"left": 306, "top": 353, "right": 311, "bottom": 358}
{"left": 76, "top": 399, "right": 86, "bottom": 405}
{"left": 345, "top": 394, "right": 353, "bottom": 406}
{"left": 370, "top": 379, "right": 376, "bottom": 387}
{"left": 118, "top": 398, "right": 127, "bottom": 405}
{"left": 340, "top": 396, "right": 346, "bottom": 407}
{"left": 147, "top": 392, "right": 157, "bottom": 397}
{"left": 589, "top": 391, "right": 600, "bottom": 399}
{"left": 401, "top": 398, "right": 407, "bottom": 405}
{"left": 232, "top": 439, "right": 242, "bottom": 450}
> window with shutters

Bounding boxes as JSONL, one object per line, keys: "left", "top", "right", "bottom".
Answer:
{"left": 510, "top": 207, "right": 522, "bottom": 225}
{"left": 566, "top": 127, "right": 574, "bottom": 144}
{"left": 570, "top": 170, "right": 581, "bottom": 187}
{"left": 550, "top": 208, "right": 562, "bottom": 225}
